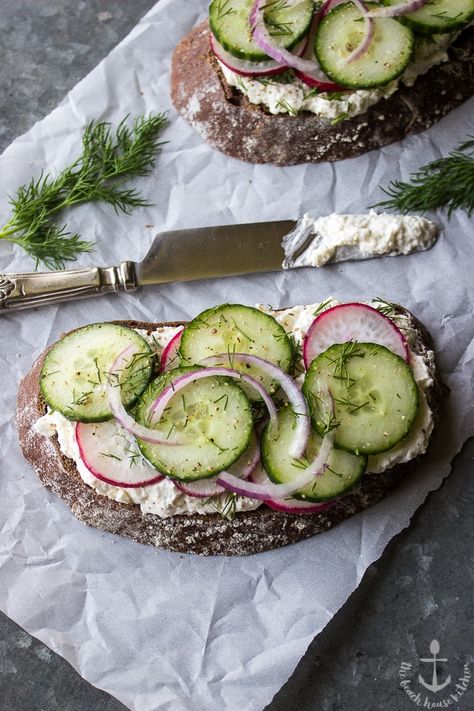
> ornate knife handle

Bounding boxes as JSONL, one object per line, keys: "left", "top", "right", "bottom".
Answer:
{"left": 0, "top": 261, "right": 138, "bottom": 311}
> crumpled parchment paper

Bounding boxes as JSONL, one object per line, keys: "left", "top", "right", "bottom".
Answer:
{"left": 0, "top": 1, "right": 473, "bottom": 709}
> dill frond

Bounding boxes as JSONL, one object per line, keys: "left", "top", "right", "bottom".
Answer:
{"left": 0, "top": 112, "right": 168, "bottom": 269}
{"left": 372, "top": 137, "right": 474, "bottom": 217}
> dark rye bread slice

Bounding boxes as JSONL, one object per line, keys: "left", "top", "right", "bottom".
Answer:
{"left": 171, "top": 21, "right": 474, "bottom": 166}
{"left": 17, "top": 310, "right": 443, "bottom": 557}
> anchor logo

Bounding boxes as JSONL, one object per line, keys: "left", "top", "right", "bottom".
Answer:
{"left": 418, "top": 640, "right": 451, "bottom": 693}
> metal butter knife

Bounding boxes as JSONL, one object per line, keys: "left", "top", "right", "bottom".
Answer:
{"left": 0, "top": 214, "right": 438, "bottom": 311}
{"left": 0, "top": 221, "right": 295, "bottom": 311}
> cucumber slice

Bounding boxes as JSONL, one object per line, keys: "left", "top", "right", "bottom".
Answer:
{"left": 40, "top": 323, "right": 154, "bottom": 423}
{"left": 381, "top": 0, "right": 474, "bottom": 35}
{"left": 303, "top": 342, "right": 419, "bottom": 455}
{"left": 315, "top": 2, "right": 414, "bottom": 89}
{"left": 135, "top": 367, "right": 253, "bottom": 481}
{"left": 262, "top": 405, "right": 366, "bottom": 501}
{"left": 209, "top": 0, "right": 314, "bottom": 61}
{"left": 179, "top": 304, "right": 293, "bottom": 399}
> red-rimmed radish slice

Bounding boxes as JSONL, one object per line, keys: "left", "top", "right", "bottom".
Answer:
{"left": 249, "top": 465, "right": 334, "bottom": 513}
{"left": 106, "top": 345, "right": 181, "bottom": 446}
{"left": 75, "top": 420, "right": 165, "bottom": 488}
{"left": 293, "top": 69, "right": 346, "bottom": 92}
{"left": 264, "top": 496, "right": 334, "bottom": 513}
{"left": 303, "top": 303, "right": 408, "bottom": 369}
{"left": 217, "top": 424, "right": 333, "bottom": 501}
{"left": 210, "top": 33, "right": 287, "bottom": 77}
{"left": 160, "top": 328, "right": 183, "bottom": 372}
{"left": 366, "top": 0, "right": 428, "bottom": 18}
{"left": 174, "top": 478, "right": 224, "bottom": 499}
{"left": 249, "top": 0, "right": 333, "bottom": 84}
{"left": 174, "top": 432, "right": 260, "bottom": 498}
{"left": 201, "top": 352, "right": 310, "bottom": 458}
{"left": 149, "top": 366, "right": 278, "bottom": 428}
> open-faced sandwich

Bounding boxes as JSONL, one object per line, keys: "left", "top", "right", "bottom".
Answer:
{"left": 17, "top": 299, "right": 442, "bottom": 555}
{"left": 171, "top": 0, "right": 474, "bottom": 164}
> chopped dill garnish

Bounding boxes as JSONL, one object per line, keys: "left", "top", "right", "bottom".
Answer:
{"left": 206, "top": 491, "right": 238, "bottom": 521}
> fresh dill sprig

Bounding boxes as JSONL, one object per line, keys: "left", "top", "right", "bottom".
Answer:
{"left": 0, "top": 112, "right": 168, "bottom": 269}
{"left": 372, "top": 137, "right": 474, "bottom": 217}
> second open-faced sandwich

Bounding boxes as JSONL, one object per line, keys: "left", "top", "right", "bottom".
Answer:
{"left": 171, "top": 0, "right": 474, "bottom": 164}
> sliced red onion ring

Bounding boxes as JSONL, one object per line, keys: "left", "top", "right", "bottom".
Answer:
{"left": 159, "top": 328, "right": 183, "bottom": 372}
{"left": 106, "top": 345, "right": 181, "bottom": 446}
{"left": 320, "top": 0, "right": 346, "bottom": 17}
{"left": 174, "top": 434, "right": 260, "bottom": 498}
{"left": 303, "top": 302, "right": 408, "bottom": 369}
{"left": 322, "top": 0, "right": 374, "bottom": 64}
{"left": 149, "top": 366, "right": 277, "bottom": 428}
{"left": 201, "top": 353, "right": 309, "bottom": 458}
{"left": 217, "top": 427, "right": 333, "bottom": 500}
{"left": 217, "top": 382, "right": 335, "bottom": 501}
{"left": 345, "top": 0, "right": 373, "bottom": 64}
{"left": 366, "top": 0, "right": 428, "bottom": 18}
{"left": 249, "top": 0, "right": 332, "bottom": 84}
{"left": 293, "top": 1, "right": 347, "bottom": 90}
{"left": 249, "top": 464, "right": 334, "bottom": 513}
{"left": 210, "top": 33, "right": 287, "bottom": 77}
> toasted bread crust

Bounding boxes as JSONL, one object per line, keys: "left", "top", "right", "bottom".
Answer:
{"left": 171, "top": 21, "right": 474, "bottom": 166}
{"left": 17, "top": 311, "right": 443, "bottom": 556}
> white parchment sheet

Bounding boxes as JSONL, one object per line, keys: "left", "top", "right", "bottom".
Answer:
{"left": 0, "top": 1, "right": 473, "bottom": 709}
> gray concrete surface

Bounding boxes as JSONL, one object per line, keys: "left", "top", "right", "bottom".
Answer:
{"left": 0, "top": 2, "right": 473, "bottom": 709}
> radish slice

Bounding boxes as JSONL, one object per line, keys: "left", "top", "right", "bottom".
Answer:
{"left": 149, "top": 366, "right": 278, "bottom": 428}
{"left": 174, "top": 433, "right": 260, "bottom": 498}
{"left": 293, "top": 69, "right": 346, "bottom": 92}
{"left": 201, "top": 353, "right": 310, "bottom": 458}
{"left": 160, "top": 328, "right": 183, "bottom": 372}
{"left": 216, "top": 425, "right": 333, "bottom": 501}
{"left": 303, "top": 303, "right": 408, "bottom": 369}
{"left": 210, "top": 33, "right": 287, "bottom": 77}
{"left": 106, "top": 345, "right": 181, "bottom": 446}
{"left": 174, "top": 477, "right": 224, "bottom": 499}
{"left": 366, "top": 0, "right": 428, "bottom": 17}
{"left": 250, "top": 465, "right": 334, "bottom": 513}
{"left": 249, "top": 0, "right": 333, "bottom": 84}
{"left": 76, "top": 420, "right": 165, "bottom": 488}
{"left": 264, "top": 496, "right": 333, "bottom": 513}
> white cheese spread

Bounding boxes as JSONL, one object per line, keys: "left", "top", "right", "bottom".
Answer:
{"left": 219, "top": 31, "right": 459, "bottom": 119}
{"left": 282, "top": 212, "right": 438, "bottom": 269}
{"left": 34, "top": 302, "right": 435, "bottom": 517}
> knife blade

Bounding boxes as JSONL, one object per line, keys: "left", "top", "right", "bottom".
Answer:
{"left": 0, "top": 220, "right": 296, "bottom": 311}
{"left": 136, "top": 220, "right": 295, "bottom": 285}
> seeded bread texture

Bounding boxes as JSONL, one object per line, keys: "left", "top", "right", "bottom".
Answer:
{"left": 17, "top": 310, "right": 443, "bottom": 556}
{"left": 171, "top": 21, "right": 474, "bottom": 166}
